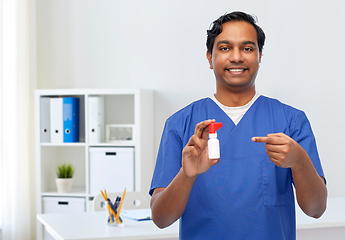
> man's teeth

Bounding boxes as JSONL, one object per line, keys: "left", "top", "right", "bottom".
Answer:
{"left": 228, "top": 69, "right": 245, "bottom": 72}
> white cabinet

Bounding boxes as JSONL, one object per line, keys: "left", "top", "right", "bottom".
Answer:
{"left": 42, "top": 197, "right": 86, "bottom": 240}
{"left": 89, "top": 147, "right": 134, "bottom": 194}
{"left": 42, "top": 197, "right": 86, "bottom": 213}
{"left": 35, "top": 89, "right": 154, "bottom": 240}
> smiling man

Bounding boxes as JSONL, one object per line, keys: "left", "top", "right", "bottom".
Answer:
{"left": 207, "top": 20, "right": 261, "bottom": 106}
{"left": 149, "top": 11, "right": 327, "bottom": 240}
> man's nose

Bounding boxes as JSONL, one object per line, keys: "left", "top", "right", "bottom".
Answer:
{"left": 229, "top": 48, "right": 244, "bottom": 63}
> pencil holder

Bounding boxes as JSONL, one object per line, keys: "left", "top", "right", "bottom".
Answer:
{"left": 100, "top": 189, "right": 126, "bottom": 227}
{"left": 105, "top": 198, "right": 124, "bottom": 226}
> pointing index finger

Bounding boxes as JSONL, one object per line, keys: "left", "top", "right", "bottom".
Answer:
{"left": 252, "top": 133, "right": 287, "bottom": 144}
{"left": 252, "top": 136, "right": 270, "bottom": 143}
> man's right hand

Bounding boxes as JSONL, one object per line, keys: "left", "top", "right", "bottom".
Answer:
{"left": 151, "top": 119, "right": 220, "bottom": 228}
{"left": 182, "top": 119, "right": 220, "bottom": 178}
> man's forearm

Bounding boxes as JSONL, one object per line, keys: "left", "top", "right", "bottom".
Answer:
{"left": 150, "top": 168, "right": 197, "bottom": 228}
{"left": 292, "top": 150, "right": 327, "bottom": 218}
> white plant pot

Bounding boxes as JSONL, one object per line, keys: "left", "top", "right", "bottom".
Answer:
{"left": 56, "top": 178, "right": 73, "bottom": 193}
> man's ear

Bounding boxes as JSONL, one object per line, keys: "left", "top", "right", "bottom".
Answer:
{"left": 259, "top": 52, "right": 262, "bottom": 63}
{"left": 206, "top": 51, "right": 213, "bottom": 69}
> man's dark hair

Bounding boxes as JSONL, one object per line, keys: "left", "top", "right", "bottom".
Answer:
{"left": 206, "top": 11, "right": 266, "bottom": 54}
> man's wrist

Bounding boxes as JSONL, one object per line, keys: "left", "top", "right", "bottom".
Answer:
{"left": 180, "top": 167, "right": 198, "bottom": 181}
{"left": 290, "top": 148, "right": 310, "bottom": 172}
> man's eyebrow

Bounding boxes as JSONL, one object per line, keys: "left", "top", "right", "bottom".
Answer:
{"left": 243, "top": 41, "right": 257, "bottom": 47}
{"left": 216, "top": 40, "right": 230, "bottom": 47}
{"left": 216, "top": 40, "right": 257, "bottom": 47}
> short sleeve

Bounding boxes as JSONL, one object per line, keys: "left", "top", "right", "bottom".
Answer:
{"left": 149, "top": 118, "right": 184, "bottom": 195}
{"left": 290, "top": 111, "right": 326, "bottom": 183}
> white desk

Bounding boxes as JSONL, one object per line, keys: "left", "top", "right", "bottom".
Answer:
{"left": 37, "top": 211, "right": 179, "bottom": 240}
{"left": 38, "top": 198, "right": 345, "bottom": 240}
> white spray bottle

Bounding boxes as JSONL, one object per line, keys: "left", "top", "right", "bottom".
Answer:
{"left": 208, "top": 122, "right": 223, "bottom": 159}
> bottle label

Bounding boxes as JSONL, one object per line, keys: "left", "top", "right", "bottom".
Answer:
{"left": 208, "top": 139, "right": 220, "bottom": 159}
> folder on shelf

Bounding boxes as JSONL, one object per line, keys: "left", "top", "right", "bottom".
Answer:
{"left": 88, "top": 96, "right": 104, "bottom": 143}
{"left": 40, "top": 97, "right": 51, "bottom": 143}
{"left": 50, "top": 98, "right": 63, "bottom": 143}
{"left": 63, "top": 97, "right": 80, "bottom": 142}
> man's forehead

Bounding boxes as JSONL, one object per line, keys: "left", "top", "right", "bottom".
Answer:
{"left": 217, "top": 21, "right": 258, "bottom": 42}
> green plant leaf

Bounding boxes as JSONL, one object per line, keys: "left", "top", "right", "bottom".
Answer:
{"left": 56, "top": 163, "right": 75, "bottom": 178}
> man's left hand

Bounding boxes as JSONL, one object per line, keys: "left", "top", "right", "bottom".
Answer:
{"left": 252, "top": 133, "right": 304, "bottom": 170}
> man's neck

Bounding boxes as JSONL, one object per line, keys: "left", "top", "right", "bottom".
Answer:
{"left": 214, "top": 88, "right": 256, "bottom": 107}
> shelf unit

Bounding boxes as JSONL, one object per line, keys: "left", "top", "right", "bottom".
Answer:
{"left": 35, "top": 89, "right": 154, "bottom": 240}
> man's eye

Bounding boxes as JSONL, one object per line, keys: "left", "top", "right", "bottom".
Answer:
{"left": 220, "top": 47, "right": 229, "bottom": 51}
{"left": 244, "top": 47, "right": 253, "bottom": 51}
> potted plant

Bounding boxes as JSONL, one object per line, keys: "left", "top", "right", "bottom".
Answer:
{"left": 55, "top": 163, "right": 75, "bottom": 193}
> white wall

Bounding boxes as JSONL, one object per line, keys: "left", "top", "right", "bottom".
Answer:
{"left": 36, "top": 0, "right": 345, "bottom": 202}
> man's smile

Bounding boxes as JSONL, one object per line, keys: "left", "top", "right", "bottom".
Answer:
{"left": 228, "top": 69, "right": 244, "bottom": 72}
{"left": 226, "top": 68, "right": 248, "bottom": 73}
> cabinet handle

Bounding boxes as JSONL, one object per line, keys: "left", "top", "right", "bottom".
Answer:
{"left": 105, "top": 152, "right": 116, "bottom": 156}
{"left": 58, "top": 201, "right": 69, "bottom": 205}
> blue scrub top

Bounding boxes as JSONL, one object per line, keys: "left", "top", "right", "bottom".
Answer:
{"left": 150, "top": 96, "right": 325, "bottom": 240}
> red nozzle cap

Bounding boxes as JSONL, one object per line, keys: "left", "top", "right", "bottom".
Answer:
{"left": 209, "top": 122, "right": 223, "bottom": 134}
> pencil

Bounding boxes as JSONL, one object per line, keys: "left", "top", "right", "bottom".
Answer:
{"left": 101, "top": 189, "right": 113, "bottom": 223}
{"left": 107, "top": 203, "right": 113, "bottom": 223}
{"left": 115, "top": 188, "right": 126, "bottom": 223}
